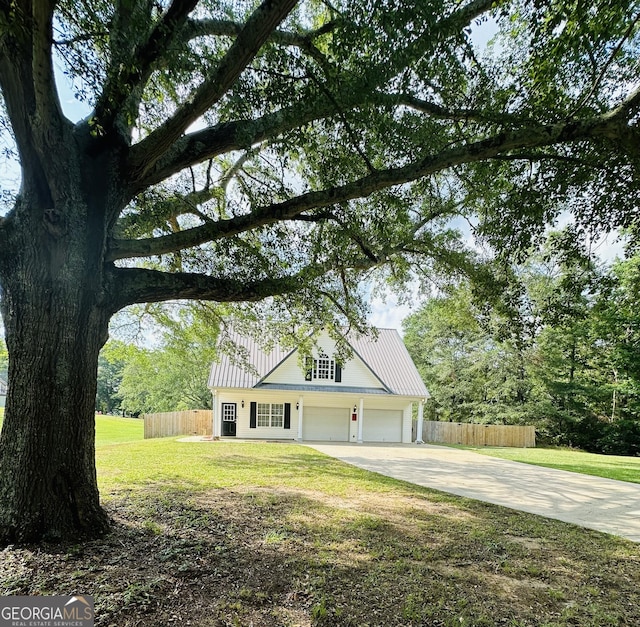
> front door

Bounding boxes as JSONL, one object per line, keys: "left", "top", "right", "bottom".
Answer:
{"left": 221, "top": 403, "right": 237, "bottom": 436}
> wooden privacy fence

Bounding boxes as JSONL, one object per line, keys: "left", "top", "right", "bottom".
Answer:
{"left": 144, "top": 409, "right": 212, "bottom": 439}
{"left": 423, "top": 421, "right": 535, "bottom": 448}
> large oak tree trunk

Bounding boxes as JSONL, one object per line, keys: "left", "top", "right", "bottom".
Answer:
{"left": 0, "top": 192, "right": 113, "bottom": 543}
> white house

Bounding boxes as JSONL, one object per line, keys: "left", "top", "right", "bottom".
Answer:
{"left": 207, "top": 328, "right": 429, "bottom": 443}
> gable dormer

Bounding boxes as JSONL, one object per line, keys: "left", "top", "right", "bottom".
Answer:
{"left": 261, "top": 332, "right": 386, "bottom": 390}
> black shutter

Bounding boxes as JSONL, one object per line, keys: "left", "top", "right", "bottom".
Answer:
{"left": 305, "top": 356, "right": 312, "bottom": 381}
{"left": 284, "top": 403, "right": 291, "bottom": 429}
{"left": 250, "top": 402, "right": 257, "bottom": 428}
{"left": 335, "top": 363, "right": 342, "bottom": 383}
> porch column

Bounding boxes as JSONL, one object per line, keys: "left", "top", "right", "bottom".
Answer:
{"left": 415, "top": 399, "right": 425, "bottom": 444}
{"left": 297, "top": 396, "right": 304, "bottom": 441}
{"left": 212, "top": 390, "right": 220, "bottom": 439}
{"left": 357, "top": 398, "right": 364, "bottom": 443}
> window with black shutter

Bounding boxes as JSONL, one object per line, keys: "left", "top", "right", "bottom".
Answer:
{"left": 251, "top": 402, "right": 287, "bottom": 428}
{"left": 304, "top": 355, "right": 342, "bottom": 382}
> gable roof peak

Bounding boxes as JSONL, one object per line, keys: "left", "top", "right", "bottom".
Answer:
{"left": 209, "top": 326, "right": 428, "bottom": 398}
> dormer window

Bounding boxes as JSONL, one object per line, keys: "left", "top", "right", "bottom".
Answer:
{"left": 315, "top": 356, "right": 333, "bottom": 380}
{"left": 305, "top": 354, "right": 342, "bottom": 382}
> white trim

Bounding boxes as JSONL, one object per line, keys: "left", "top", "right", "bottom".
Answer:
{"left": 415, "top": 399, "right": 425, "bottom": 444}
{"left": 297, "top": 396, "right": 304, "bottom": 440}
{"left": 357, "top": 397, "right": 364, "bottom": 443}
{"left": 257, "top": 402, "right": 284, "bottom": 428}
{"left": 212, "top": 390, "right": 220, "bottom": 439}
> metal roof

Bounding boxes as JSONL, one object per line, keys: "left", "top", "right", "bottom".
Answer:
{"left": 207, "top": 332, "right": 292, "bottom": 389}
{"left": 348, "top": 329, "right": 430, "bottom": 398}
{"left": 208, "top": 328, "right": 429, "bottom": 398}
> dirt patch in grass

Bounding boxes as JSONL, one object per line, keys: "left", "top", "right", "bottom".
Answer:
{"left": 2, "top": 481, "right": 639, "bottom": 627}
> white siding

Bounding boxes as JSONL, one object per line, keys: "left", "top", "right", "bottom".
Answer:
{"left": 339, "top": 357, "right": 385, "bottom": 389}
{"left": 215, "top": 390, "right": 414, "bottom": 443}
{"left": 263, "top": 338, "right": 383, "bottom": 389}
{"left": 217, "top": 391, "right": 298, "bottom": 440}
{"left": 261, "top": 352, "right": 306, "bottom": 384}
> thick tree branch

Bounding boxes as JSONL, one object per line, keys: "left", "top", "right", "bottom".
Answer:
{"left": 182, "top": 16, "right": 337, "bottom": 72}
{"left": 134, "top": 82, "right": 526, "bottom": 193}
{"left": 128, "top": 0, "right": 298, "bottom": 182}
{"left": 31, "top": 0, "right": 59, "bottom": 123}
{"left": 603, "top": 87, "right": 640, "bottom": 157}
{"left": 608, "top": 83, "right": 640, "bottom": 121}
{"left": 128, "top": 0, "right": 495, "bottom": 188}
{"left": 108, "top": 241, "right": 398, "bottom": 309}
{"left": 109, "top": 113, "right": 625, "bottom": 261}
{"left": 109, "top": 267, "right": 310, "bottom": 310}
{"left": 133, "top": 100, "right": 336, "bottom": 190}
{"left": 0, "top": 0, "right": 73, "bottom": 202}
{"left": 182, "top": 16, "right": 338, "bottom": 47}
{"left": 94, "top": 0, "right": 198, "bottom": 134}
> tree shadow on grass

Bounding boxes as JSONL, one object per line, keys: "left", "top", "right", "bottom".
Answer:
{"left": 1, "top": 482, "right": 640, "bottom": 627}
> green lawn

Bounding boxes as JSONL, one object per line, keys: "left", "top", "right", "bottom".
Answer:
{"left": 0, "top": 413, "right": 143, "bottom": 443}
{"left": 3, "top": 412, "right": 640, "bottom": 486}
{"left": 458, "top": 445, "right": 640, "bottom": 484}
{"left": 1, "top": 418, "right": 640, "bottom": 625}
{"left": 95, "top": 414, "right": 144, "bottom": 446}
{"left": 0, "top": 423, "right": 638, "bottom": 626}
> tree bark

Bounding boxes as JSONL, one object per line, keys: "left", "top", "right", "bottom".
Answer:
{"left": 0, "top": 193, "right": 112, "bottom": 543}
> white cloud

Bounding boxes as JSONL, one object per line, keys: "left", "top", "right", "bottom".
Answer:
{"left": 368, "top": 290, "right": 422, "bottom": 334}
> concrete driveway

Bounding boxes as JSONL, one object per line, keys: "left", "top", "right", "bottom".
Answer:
{"left": 305, "top": 442, "right": 640, "bottom": 543}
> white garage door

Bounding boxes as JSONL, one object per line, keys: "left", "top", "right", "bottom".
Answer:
{"left": 363, "top": 409, "right": 403, "bottom": 442}
{"left": 303, "top": 407, "right": 349, "bottom": 442}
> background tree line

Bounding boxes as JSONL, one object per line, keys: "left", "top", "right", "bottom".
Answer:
{"left": 403, "top": 228, "right": 640, "bottom": 455}
{"left": 96, "top": 303, "right": 221, "bottom": 416}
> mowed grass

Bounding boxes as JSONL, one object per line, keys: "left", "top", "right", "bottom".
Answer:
{"left": 1, "top": 418, "right": 639, "bottom": 626}
{"left": 95, "top": 414, "right": 144, "bottom": 446}
{"left": 0, "top": 413, "right": 143, "bottom": 445}
{"left": 458, "top": 445, "right": 640, "bottom": 484}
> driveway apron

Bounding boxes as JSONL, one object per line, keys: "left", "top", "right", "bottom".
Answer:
{"left": 305, "top": 442, "right": 640, "bottom": 543}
